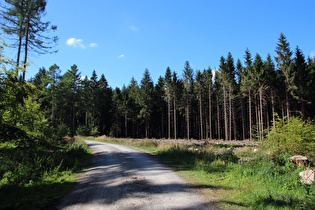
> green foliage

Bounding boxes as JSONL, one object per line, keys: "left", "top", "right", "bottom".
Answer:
{"left": 264, "top": 115, "right": 315, "bottom": 156}
{"left": 76, "top": 125, "right": 99, "bottom": 137}
{"left": 0, "top": 139, "right": 91, "bottom": 209}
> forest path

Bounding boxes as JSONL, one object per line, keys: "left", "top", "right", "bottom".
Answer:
{"left": 59, "top": 140, "right": 215, "bottom": 210}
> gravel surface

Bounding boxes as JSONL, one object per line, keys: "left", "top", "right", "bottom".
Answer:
{"left": 59, "top": 140, "right": 215, "bottom": 210}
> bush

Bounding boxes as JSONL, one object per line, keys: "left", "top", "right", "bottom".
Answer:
{"left": 263, "top": 116, "right": 315, "bottom": 156}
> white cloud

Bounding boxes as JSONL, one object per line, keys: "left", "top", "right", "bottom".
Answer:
{"left": 89, "top": 43, "right": 98, "bottom": 48}
{"left": 66, "top": 38, "right": 85, "bottom": 49}
{"left": 310, "top": 51, "right": 315, "bottom": 58}
{"left": 118, "top": 54, "right": 125, "bottom": 58}
{"left": 129, "top": 25, "right": 138, "bottom": 32}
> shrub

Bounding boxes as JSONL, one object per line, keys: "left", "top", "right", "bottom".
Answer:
{"left": 263, "top": 115, "right": 315, "bottom": 156}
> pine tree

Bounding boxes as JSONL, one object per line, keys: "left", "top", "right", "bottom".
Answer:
{"left": 292, "top": 46, "right": 309, "bottom": 118}
{"left": 172, "top": 71, "right": 180, "bottom": 139}
{"left": 244, "top": 49, "right": 254, "bottom": 140}
{"left": 164, "top": 67, "right": 172, "bottom": 139}
{"left": 195, "top": 69, "right": 205, "bottom": 139}
{"left": 264, "top": 54, "right": 277, "bottom": 128}
{"left": 183, "top": 61, "right": 194, "bottom": 139}
{"left": 253, "top": 53, "right": 265, "bottom": 140}
{"left": 205, "top": 67, "right": 213, "bottom": 140}
{"left": 139, "top": 69, "right": 154, "bottom": 138}
{"left": 275, "top": 33, "right": 293, "bottom": 120}
{"left": 57, "top": 64, "right": 81, "bottom": 137}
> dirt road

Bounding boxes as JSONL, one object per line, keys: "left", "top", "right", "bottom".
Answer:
{"left": 59, "top": 140, "right": 215, "bottom": 209}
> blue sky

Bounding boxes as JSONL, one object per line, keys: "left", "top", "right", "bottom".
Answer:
{"left": 4, "top": 0, "right": 315, "bottom": 88}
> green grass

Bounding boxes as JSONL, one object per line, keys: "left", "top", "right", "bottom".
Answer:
{"left": 81, "top": 136, "right": 315, "bottom": 210}
{"left": 0, "top": 138, "right": 92, "bottom": 209}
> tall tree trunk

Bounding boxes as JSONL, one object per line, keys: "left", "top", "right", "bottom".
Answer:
{"left": 271, "top": 89, "right": 275, "bottom": 128}
{"left": 229, "top": 88, "right": 232, "bottom": 140}
{"left": 233, "top": 100, "right": 237, "bottom": 140}
{"left": 72, "top": 93, "right": 75, "bottom": 137}
{"left": 223, "top": 84, "right": 228, "bottom": 140}
{"left": 145, "top": 116, "right": 149, "bottom": 139}
{"left": 199, "top": 87, "right": 203, "bottom": 140}
{"left": 209, "top": 81, "right": 212, "bottom": 140}
{"left": 285, "top": 84, "right": 290, "bottom": 120}
{"left": 125, "top": 112, "right": 127, "bottom": 138}
{"left": 168, "top": 96, "right": 171, "bottom": 139}
{"left": 259, "top": 87, "right": 264, "bottom": 140}
{"left": 241, "top": 96, "right": 246, "bottom": 140}
{"left": 173, "top": 97, "right": 177, "bottom": 139}
{"left": 23, "top": 20, "right": 30, "bottom": 81}
{"left": 249, "top": 89, "right": 252, "bottom": 141}
{"left": 186, "top": 101, "right": 190, "bottom": 140}
{"left": 217, "top": 95, "right": 221, "bottom": 140}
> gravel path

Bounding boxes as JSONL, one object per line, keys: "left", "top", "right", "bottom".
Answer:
{"left": 59, "top": 140, "right": 215, "bottom": 210}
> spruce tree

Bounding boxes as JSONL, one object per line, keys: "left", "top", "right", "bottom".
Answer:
{"left": 275, "top": 33, "right": 293, "bottom": 120}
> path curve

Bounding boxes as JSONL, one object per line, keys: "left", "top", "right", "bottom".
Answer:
{"left": 59, "top": 140, "right": 215, "bottom": 209}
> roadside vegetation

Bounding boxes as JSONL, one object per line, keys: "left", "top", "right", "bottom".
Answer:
{"left": 0, "top": 139, "right": 91, "bottom": 209}
{"left": 0, "top": 40, "right": 92, "bottom": 209}
{"left": 80, "top": 116, "right": 315, "bottom": 210}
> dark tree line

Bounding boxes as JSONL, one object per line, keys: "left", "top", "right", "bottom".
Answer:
{"left": 29, "top": 33, "right": 315, "bottom": 140}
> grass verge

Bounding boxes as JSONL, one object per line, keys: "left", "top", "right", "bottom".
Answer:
{"left": 80, "top": 136, "right": 315, "bottom": 210}
{"left": 0, "top": 138, "right": 92, "bottom": 209}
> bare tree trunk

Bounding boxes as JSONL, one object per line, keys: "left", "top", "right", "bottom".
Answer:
{"left": 223, "top": 84, "right": 228, "bottom": 140}
{"left": 217, "top": 95, "right": 221, "bottom": 140}
{"left": 259, "top": 87, "right": 264, "bottom": 140}
{"left": 249, "top": 89, "right": 252, "bottom": 141}
{"left": 229, "top": 88, "right": 232, "bottom": 140}
{"left": 145, "top": 117, "right": 149, "bottom": 139}
{"left": 209, "top": 80, "right": 212, "bottom": 140}
{"left": 241, "top": 96, "right": 246, "bottom": 140}
{"left": 23, "top": 20, "right": 30, "bottom": 81}
{"left": 233, "top": 100, "right": 237, "bottom": 140}
{"left": 168, "top": 96, "right": 171, "bottom": 139}
{"left": 125, "top": 112, "right": 128, "bottom": 138}
{"left": 285, "top": 84, "right": 290, "bottom": 120}
{"left": 199, "top": 87, "right": 203, "bottom": 140}
{"left": 271, "top": 89, "right": 275, "bottom": 128}
{"left": 186, "top": 101, "right": 190, "bottom": 140}
{"left": 173, "top": 97, "right": 177, "bottom": 139}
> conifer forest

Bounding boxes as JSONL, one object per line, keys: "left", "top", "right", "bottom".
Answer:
{"left": 26, "top": 33, "right": 315, "bottom": 141}
{"left": 1, "top": 0, "right": 315, "bottom": 143}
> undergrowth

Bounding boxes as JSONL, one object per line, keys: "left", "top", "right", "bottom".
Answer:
{"left": 0, "top": 138, "right": 92, "bottom": 209}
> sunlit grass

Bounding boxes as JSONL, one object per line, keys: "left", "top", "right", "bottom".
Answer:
{"left": 80, "top": 136, "right": 315, "bottom": 210}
